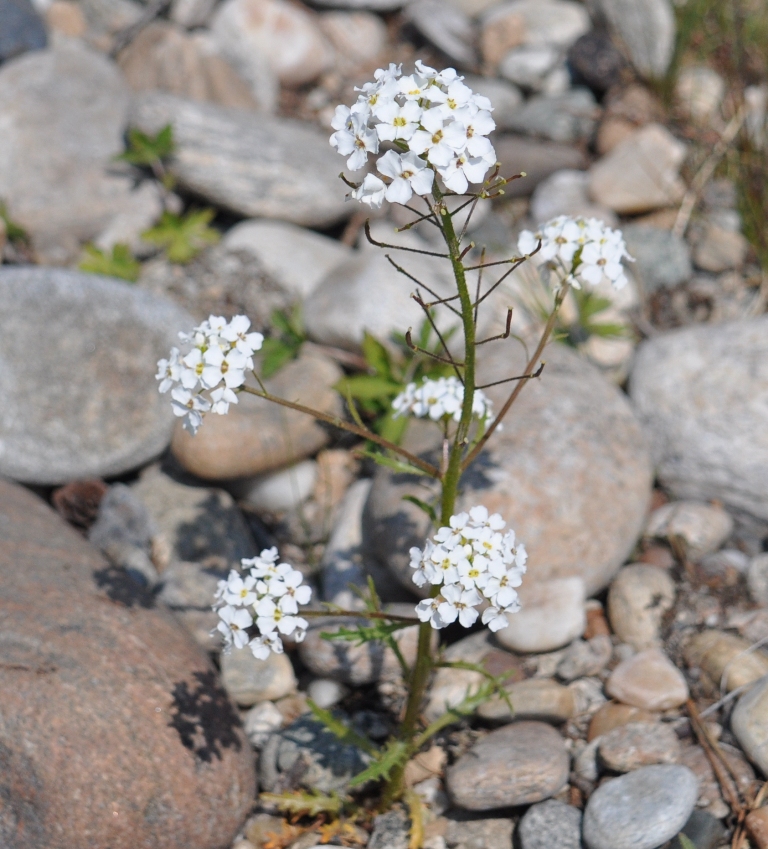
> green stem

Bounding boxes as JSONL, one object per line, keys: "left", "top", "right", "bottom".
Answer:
{"left": 382, "top": 186, "right": 478, "bottom": 807}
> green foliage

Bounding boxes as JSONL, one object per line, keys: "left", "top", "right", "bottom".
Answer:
{"left": 0, "top": 201, "right": 28, "bottom": 244}
{"left": 320, "top": 620, "right": 412, "bottom": 647}
{"left": 260, "top": 304, "right": 306, "bottom": 378}
{"left": 561, "top": 289, "right": 628, "bottom": 348}
{"left": 259, "top": 790, "right": 344, "bottom": 818}
{"left": 348, "top": 739, "right": 409, "bottom": 788}
{"left": 307, "top": 699, "right": 377, "bottom": 756}
{"left": 79, "top": 243, "right": 141, "bottom": 282}
{"left": 677, "top": 835, "right": 696, "bottom": 849}
{"left": 117, "top": 125, "right": 175, "bottom": 187}
{"left": 142, "top": 209, "right": 220, "bottom": 264}
{"left": 335, "top": 319, "right": 456, "bottom": 446}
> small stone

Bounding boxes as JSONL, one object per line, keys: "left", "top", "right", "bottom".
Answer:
{"left": 482, "top": 0, "right": 590, "bottom": 51}
{"left": 245, "top": 812, "right": 290, "bottom": 846}
{"left": 693, "top": 223, "right": 749, "bottom": 272}
{"left": 646, "top": 501, "right": 734, "bottom": 560}
{"left": 676, "top": 66, "right": 726, "bottom": 124}
{"left": 685, "top": 631, "right": 768, "bottom": 694}
{"left": 221, "top": 648, "right": 297, "bottom": 707}
{"left": 731, "top": 674, "right": 768, "bottom": 776}
{"left": 556, "top": 635, "right": 613, "bottom": 682}
{"left": 517, "top": 799, "right": 582, "bottom": 849}
{"left": 531, "top": 169, "right": 618, "bottom": 227}
{"left": 46, "top": 0, "right": 87, "bottom": 35}
{"left": 583, "top": 765, "right": 698, "bottom": 849}
{"left": 0, "top": 269, "right": 192, "bottom": 485}
{"left": 478, "top": 677, "right": 576, "bottom": 724}
{"left": 506, "top": 88, "right": 598, "bottom": 144}
{"left": 591, "top": 0, "right": 676, "bottom": 79}
{"left": 495, "top": 578, "right": 586, "bottom": 653}
{"left": 629, "top": 317, "right": 768, "bottom": 519}
{"left": 244, "top": 700, "right": 283, "bottom": 749}
{"left": 223, "top": 219, "right": 350, "bottom": 303}
{"left": 404, "top": 0, "right": 476, "bottom": 67}
{"left": 171, "top": 350, "right": 342, "bottom": 480}
{"left": 306, "top": 678, "right": 348, "bottom": 710}
{"left": 232, "top": 461, "right": 318, "bottom": 513}
{"left": 259, "top": 714, "right": 369, "bottom": 793}
{"left": 130, "top": 92, "right": 350, "bottom": 227}
{"left": 746, "top": 807, "right": 768, "bottom": 849}
{"left": 0, "top": 0, "right": 46, "bottom": 64}
{"left": 588, "top": 702, "right": 658, "bottom": 742}
{"left": 596, "top": 116, "right": 637, "bottom": 155}
{"left": 622, "top": 224, "right": 693, "bottom": 292}
{"left": 748, "top": 554, "right": 768, "bottom": 606}
{"left": 211, "top": 0, "right": 332, "bottom": 88}
{"left": 299, "top": 619, "right": 385, "bottom": 686}
{"left": 480, "top": 6, "right": 525, "bottom": 71}
{"left": 598, "top": 721, "right": 680, "bottom": 772}
{"left": 493, "top": 134, "right": 586, "bottom": 196}
{"left": 574, "top": 737, "right": 601, "bottom": 782}
{"left": 567, "top": 31, "right": 627, "bottom": 95}
{"left": 445, "top": 814, "right": 513, "bottom": 849}
{"left": 607, "top": 564, "right": 676, "bottom": 650}
{"left": 569, "top": 676, "right": 609, "bottom": 717}
{"left": 446, "top": 722, "right": 570, "bottom": 811}
{"left": 678, "top": 744, "right": 755, "bottom": 816}
{"left": 368, "top": 810, "right": 410, "bottom": 849}
{"left": 170, "top": 0, "right": 217, "bottom": 27}
{"left": 589, "top": 124, "right": 686, "bottom": 214}
{"left": 699, "top": 548, "right": 749, "bottom": 580}
{"left": 498, "top": 45, "right": 560, "bottom": 91}
{"left": 606, "top": 648, "right": 689, "bottom": 711}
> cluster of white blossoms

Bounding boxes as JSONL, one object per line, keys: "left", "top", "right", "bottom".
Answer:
{"left": 156, "top": 314, "right": 263, "bottom": 434}
{"left": 330, "top": 61, "right": 497, "bottom": 206}
{"left": 518, "top": 215, "right": 633, "bottom": 290}
{"left": 213, "top": 548, "right": 311, "bottom": 658}
{"left": 392, "top": 376, "right": 493, "bottom": 424}
{"left": 410, "top": 506, "right": 526, "bottom": 632}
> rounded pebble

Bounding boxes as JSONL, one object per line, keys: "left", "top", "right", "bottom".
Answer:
{"left": 606, "top": 648, "right": 689, "bottom": 711}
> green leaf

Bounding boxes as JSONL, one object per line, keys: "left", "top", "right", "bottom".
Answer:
{"left": 335, "top": 374, "right": 402, "bottom": 402}
{"left": 0, "top": 201, "right": 28, "bottom": 243}
{"left": 260, "top": 338, "right": 298, "bottom": 379}
{"left": 307, "top": 699, "right": 377, "bottom": 755}
{"left": 321, "top": 621, "right": 412, "bottom": 646}
{"left": 402, "top": 495, "right": 437, "bottom": 523}
{"left": 356, "top": 448, "right": 431, "bottom": 477}
{"left": 348, "top": 739, "right": 409, "bottom": 788}
{"left": 259, "top": 790, "right": 343, "bottom": 818}
{"left": 78, "top": 243, "right": 141, "bottom": 282}
{"left": 585, "top": 321, "right": 628, "bottom": 339}
{"left": 142, "top": 209, "right": 219, "bottom": 264}
{"left": 117, "top": 125, "right": 175, "bottom": 168}
{"left": 362, "top": 331, "right": 393, "bottom": 378}
{"left": 677, "top": 835, "right": 696, "bottom": 849}
{"left": 376, "top": 410, "right": 409, "bottom": 444}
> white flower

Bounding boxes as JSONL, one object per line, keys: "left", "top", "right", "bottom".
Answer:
{"left": 376, "top": 150, "right": 434, "bottom": 204}
{"left": 437, "top": 585, "right": 482, "bottom": 628}
{"left": 392, "top": 376, "right": 493, "bottom": 424}
{"left": 170, "top": 386, "right": 211, "bottom": 434}
{"left": 374, "top": 100, "right": 422, "bottom": 142}
{"left": 350, "top": 173, "right": 387, "bottom": 208}
{"left": 428, "top": 80, "right": 474, "bottom": 119}
{"left": 438, "top": 148, "right": 495, "bottom": 194}
{"left": 156, "top": 347, "right": 181, "bottom": 393}
{"left": 409, "top": 107, "right": 457, "bottom": 168}
{"left": 217, "top": 605, "right": 253, "bottom": 650}
{"left": 210, "top": 386, "right": 238, "bottom": 415}
{"left": 221, "top": 315, "right": 264, "bottom": 356}
{"left": 330, "top": 112, "right": 379, "bottom": 171}
{"left": 415, "top": 597, "right": 446, "bottom": 630}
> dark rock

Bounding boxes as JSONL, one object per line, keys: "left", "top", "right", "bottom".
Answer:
{"left": 0, "top": 0, "right": 46, "bottom": 64}
{"left": 568, "top": 31, "right": 628, "bottom": 94}
{"left": 0, "top": 478, "right": 255, "bottom": 849}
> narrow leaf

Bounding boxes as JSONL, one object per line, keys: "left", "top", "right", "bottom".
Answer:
{"left": 307, "top": 699, "right": 377, "bottom": 755}
{"left": 348, "top": 739, "right": 409, "bottom": 787}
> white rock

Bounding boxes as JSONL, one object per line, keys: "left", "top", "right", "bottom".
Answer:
{"left": 223, "top": 219, "right": 350, "bottom": 301}
{"left": 499, "top": 44, "right": 560, "bottom": 90}
{"left": 211, "top": 0, "right": 332, "bottom": 89}
{"left": 675, "top": 66, "right": 726, "bottom": 124}
{"left": 244, "top": 700, "right": 283, "bottom": 748}
{"left": 495, "top": 578, "right": 586, "bottom": 653}
{"left": 307, "top": 678, "right": 348, "bottom": 709}
{"left": 589, "top": 124, "right": 687, "bottom": 215}
{"left": 221, "top": 648, "right": 298, "bottom": 707}
{"left": 404, "top": 0, "right": 476, "bottom": 67}
{"left": 318, "top": 11, "right": 388, "bottom": 74}
{"left": 607, "top": 564, "right": 675, "bottom": 651}
{"left": 483, "top": 0, "right": 590, "bottom": 49}
{"left": 748, "top": 554, "right": 768, "bottom": 607}
{"left": 230, "top": 460, "right": 318, "bottom": 513}
{"left": 645, "top": 501, "right": 733, "bottom": 559}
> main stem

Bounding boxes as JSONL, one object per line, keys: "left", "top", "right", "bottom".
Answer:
{"left": 383, "top": 188, "right": 477, "bottom": 806}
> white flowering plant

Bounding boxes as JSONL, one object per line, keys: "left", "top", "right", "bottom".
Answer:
{"left": 157, "top": 62, "right": 632, "bottom": 814}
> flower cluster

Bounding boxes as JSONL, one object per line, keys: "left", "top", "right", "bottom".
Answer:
{"left": 213, "top": 548, "right": 311, "bottom": 658}
{"left": 156, "top": 314, "right": 263, "bottom": 434}
{"left": 330, "top": 61, "right": 497, "bottom": 207}
{"left": 518, "top": 216, "right": 633, "bottom": 290}
{"left": 392, "top": 376, "right": 493, "bottom": 424}
{"left": 410, "top": 506, "right": 526, "bottom": 632}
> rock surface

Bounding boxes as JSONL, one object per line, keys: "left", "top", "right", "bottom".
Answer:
{"left": 0, "top": 0, "right": 46, "bottom": 64}
{"left": 629, "top": 317, "right": 768, "bottom": 520}
{"left": 598, "top": 721, "right": 681, "bottom": 772}
{"left": 591, "top": 0, "right": 676, "bottom": 78}
{"left": 589, "top": 123, "right": 686, "bottom": 214}
{"left": 517, "top": 799, "right": 582, "bottom": 849}
{"left": 582, "top": 765, "right": 698, "bottom": 849}
{"left": 446, "top": 722, "right": 569, "bottom": 810}
{"left": 606, "top": 648, "right": 689, "bottom": 711}
{"left": 645, "top": 501, "right": 733, "bottom": 559}
{"left": 494, "top": 134, "right": 587, "bottom": 196}
{"left": 0, "top": 478, "right": 255, "bottom": 848}
{"left": 622, "top": 224, "right": 693, "bottom": 292}
{"left": 478, "top": 677, "right": 575, "bottom": 724}
{"left": 130, "top": 92, "right": 350, "bottom": 227}
{"left": 607, "top": 564, "right": 675, "bottom": 650}
{"left": 0, "top": 41, "right": 161, "bottom": 263}
{"left": 731, "top": 674, "right": 768, "bottom": 776}
{"left": 0, "top": 267, "right": 192, "bottom": 485}
{"left": 506, "top": 88, "right": 597, "bottom": 144}
{"left": 685, "top": 630, "right": 768, "bottom": 693}
{"left": 364, "top": 342, "right": 652, "bottom": 598}
{"left": 171, "top": 349, "right": 343, "bottom": 480}
{"left": 221, "top": 647, "right": 297, "bottom": 706}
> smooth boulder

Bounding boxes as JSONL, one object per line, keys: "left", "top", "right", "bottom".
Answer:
{"left": 0, "top": 267, "right": 193, "bottom": 485}
{"left": 0, "top": 478, "right": 255, "bottom": 848}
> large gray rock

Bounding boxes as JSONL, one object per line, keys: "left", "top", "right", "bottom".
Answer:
{"left": 0, "top": 478, "right": 255, "bottom": 849}
{"left": 0, "top": 267, "right": 193, "bottom": 485}
{"left": 0, "top": 0, "right": 46, "bottom": 64}
{"left": 404, "top": 0, "right": 476, "bottom": 67}
{"left": 629, "top": 317, "right": 768, "bottom": 520}
{"left": 130, "top": 92, "right": 350, "bottom": 228}
{"left": 589, "top": 0, "right": 676, "bottom": 79}
{"left": 583, "top": 765, "right": 698, "bottom": 849}
{"left": 622, "top": 224, "right": 693, "bottom": 292}
{"left": 505, "top": 88, "right": 598, "bottom": 144}
{"left": 364, "top": 342, "right": 653, "bottom": 597}
{"left": 0, "top": 42, "right": 160, "bottom": 263}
